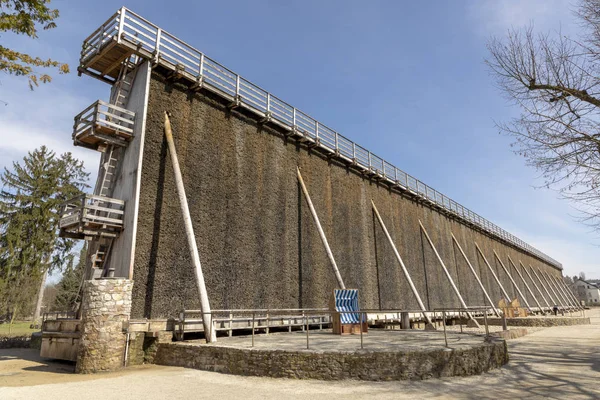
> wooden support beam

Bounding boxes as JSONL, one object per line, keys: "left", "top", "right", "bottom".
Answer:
{"left": 540, "top": 269, "right": 571, "bottom": 309}
{"left": 549, "top": 273, "right": 578, "bottom": 309}
{"left": 371, "top": 201, "right": 434, "bottom": 328}
{"left": 164, "top": 112, "right": 216, "bottom": 343}
{"left": 493, "top": 250, "right": 533, "bottom": 313}
{"left": 520, "top": 261, "right": 551, "bottom": 309}
{"left": 451, "top": 233, "right": 500, "bottom": 317}
{"left": 419, "top": 221, "right": 479, "bottom": 327}
{"left": 536, "top": 267, "right": 562, "bottom": 307}
{"left": 556, "top": 278, "right": 582, "bottom": 309}
{"left": 507, "top": 256, "right": 545, "bottom": 312}
{"left": 530, "top": 265, "right": 558, "bottom": 306}
{"left": 297, "top": 167, "right": 345, "bottom": 289}
{"left": 474, "top": 243, "right": 510, "bottom": 302}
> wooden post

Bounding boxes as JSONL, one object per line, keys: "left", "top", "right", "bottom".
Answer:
{"left": 493, "top": 250, "right": 533, "bottom": 313}
{"left": 297, "top": 167, "right": 345, "bottom": 289}
{"left": 538, "top": 268, "right": 563, "bottom": 307}
{"left": 475, "top": 243, "right": 510, "bottom": 301}
{"left": 520, "top": 261, "right": 551, "bottom": 310}
{"left": 451, "top": 233, "right": 500, "bottom": 317}
{"left": 544, "top": 270, "right": 573, "bottom": 309}
{"left": 557, "top": 278, "right": 582, "bottom": 309}
{"left": 419, "top": 221, "right": 479, "bottom": 327}
{"left": 507, "top": 256, "right": 544, "bottom": 313}
{"left": 553, "top": 275, "right": 580, "bottom": 309}
{"left": 530, "top": 265, "right": 558, "bottom": 305}
{"left": 164, "top": 112, "right": 216, "bottom": 343}
{"left": 371, "top": 200, "right": 434, "bottom": 328}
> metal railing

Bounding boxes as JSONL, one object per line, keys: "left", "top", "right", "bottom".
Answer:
{"left": 59, "top": 193, "right": 125, "bottom": 237}
{"left": 79, "top": 7, "right": 561, "bottom": 270}
{"left": 73, "top": 99, "right": 136, "bottom": 143}
{"left": 179, "top": 307, "right": 497, "bottom": 350}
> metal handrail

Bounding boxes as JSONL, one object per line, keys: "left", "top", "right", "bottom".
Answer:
{"left": 80, "top": 7, "right": 562, "bottom": 270}
{"left": 178, "top": 307, "right": 496, "bottom": 350}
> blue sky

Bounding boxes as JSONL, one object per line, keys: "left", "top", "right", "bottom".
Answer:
{"left": 0, "top": 0, "right": 597, "bottom": 279}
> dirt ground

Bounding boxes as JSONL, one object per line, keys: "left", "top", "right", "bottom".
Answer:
{"left": 1, "top": 309, "right": 599, "bottom": 399}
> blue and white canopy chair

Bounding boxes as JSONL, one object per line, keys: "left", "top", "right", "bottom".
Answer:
{"left": 330, "top": 289, "right": 368, "bottom": 335}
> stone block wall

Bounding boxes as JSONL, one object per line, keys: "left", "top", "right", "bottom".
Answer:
{"left": 476, "top": 316, "right": 590, "bottom": 327}
{"left": 76, "top": 279, "right": 133, "bottom": 373}
{"left": 154, "top": 339, "right": 508, "bottom": 381}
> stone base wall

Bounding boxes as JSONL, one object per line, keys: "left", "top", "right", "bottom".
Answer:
{"left": 126, "top": 331, "right": 173, "bottom": 366}
{"left": 477, "top": 317, "right": 590, "bottom": 327}
{"left": 490, "top": 328, "right": 529, "bottom": 340}
{"left": 76, "top": 279, "right": 133, "bottom": 374}
{"left": 0, "top": 335, "right": 32, "bottom": 349}
{"left": 154, "top": 340, "right": 508, "bottom": 381}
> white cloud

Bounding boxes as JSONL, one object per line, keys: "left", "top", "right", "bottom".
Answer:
{"left": 467, "top": 0, "right": 577, "bottom": 36}
{"left": 0, "top": 79, "right": 101, "bottom": 180}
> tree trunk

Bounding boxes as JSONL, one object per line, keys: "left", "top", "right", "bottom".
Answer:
{"left": 31, "top": 267, "right": 48, "bottom": 328}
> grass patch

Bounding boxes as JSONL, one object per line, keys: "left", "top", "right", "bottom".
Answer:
{"left": 0, "top": 321, "right": 37, "bottom": 337}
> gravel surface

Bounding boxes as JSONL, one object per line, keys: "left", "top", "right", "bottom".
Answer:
{"left": 1, "top": 310, "right": 598, "bottom": 399}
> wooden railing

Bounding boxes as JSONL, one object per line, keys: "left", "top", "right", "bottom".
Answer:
{"left": 59, "top": 194, "right": 125, "bottom": 238}
{"left": 73, "top": 99, "right": 135, "bottom": 145}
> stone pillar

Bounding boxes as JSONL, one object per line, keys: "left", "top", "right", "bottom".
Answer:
{"left": 76, "top": 279, "right": 133, "bottom": 373}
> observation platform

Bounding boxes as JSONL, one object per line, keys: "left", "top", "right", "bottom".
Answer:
{"left": 154, "top": 329, "right": 508, "bottom": 381}
{"left": 73, "top": 100, "right": 135, "bottom": 151}
{"left": 59, "top": 194, "right": 125, "bottom": 239}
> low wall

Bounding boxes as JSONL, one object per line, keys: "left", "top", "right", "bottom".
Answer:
{"left": 490, "top": 328, "right": 528, "bottom": 340}
{"left": 0, "top": 335, "right": 32, "bottom": 349}
{"left": 154, "top": 340, "right": 508, "bottom": 381}
{"left": 477, "top": 317, "right": 590, "bottom": 327}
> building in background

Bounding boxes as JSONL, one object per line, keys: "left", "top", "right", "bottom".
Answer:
{"left": 571, "top": 279, "right": 600, "bottom": 306}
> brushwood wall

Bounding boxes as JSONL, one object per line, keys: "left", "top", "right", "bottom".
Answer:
{"left": 131, "top": 71, "right": 563, "bottom": 319}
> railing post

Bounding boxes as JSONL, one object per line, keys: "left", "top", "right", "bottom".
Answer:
{"left": 315, "top": 121, "right": 319, "bottom": 140}
{"left": 198, "top": 53, "right": 205, "bottom": 79}
{"left": 236, "top": 75, "right": 240, "bottom": 98}
{"left": 154, "top": 28, "right": 162, "bottom": 64}
{"left": 266, "top": 93, "right": 271, "bottom": 114}
{"left": 293, "top": 108, "right": 297, "bottom": 128}
{"left": 251, "top": 312, "right": 255, "bottom": 347}
{"left": 266, "top": 311, "right": 270, "bottom": 335}
{"left": 117, "top": 7, "right": 126, "bottom": 44}
{"left": 334, "top": 132, "right": 338, "bottom": 152}
{"left": 360, "top": 312, "right": 364, "bottom": 349}
{"left": 305, "top": 315, "right": 309, "bottom": 350}
{"left": 98, "top": 24, "right": 105, "bottom": 54}
{"left": 442, "top": 311, "right": 448, "bottom": 348}
{"left": 483, "top": 310, "right": 489, "bottom": 338}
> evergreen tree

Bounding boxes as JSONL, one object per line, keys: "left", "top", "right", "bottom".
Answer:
{"left": 0, "top": 146, "right": 88, "bottom": 321}
{"left": 53, "top": 243, "right": 86, "bottom": 311}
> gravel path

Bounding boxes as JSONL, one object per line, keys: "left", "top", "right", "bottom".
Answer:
{"left": 1, "top": 309, "right": 599, "bottom": 399}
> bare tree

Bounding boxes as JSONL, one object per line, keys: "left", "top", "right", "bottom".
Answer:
{"left": 487, "top": 0, "right": 600, "bottom": 229}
